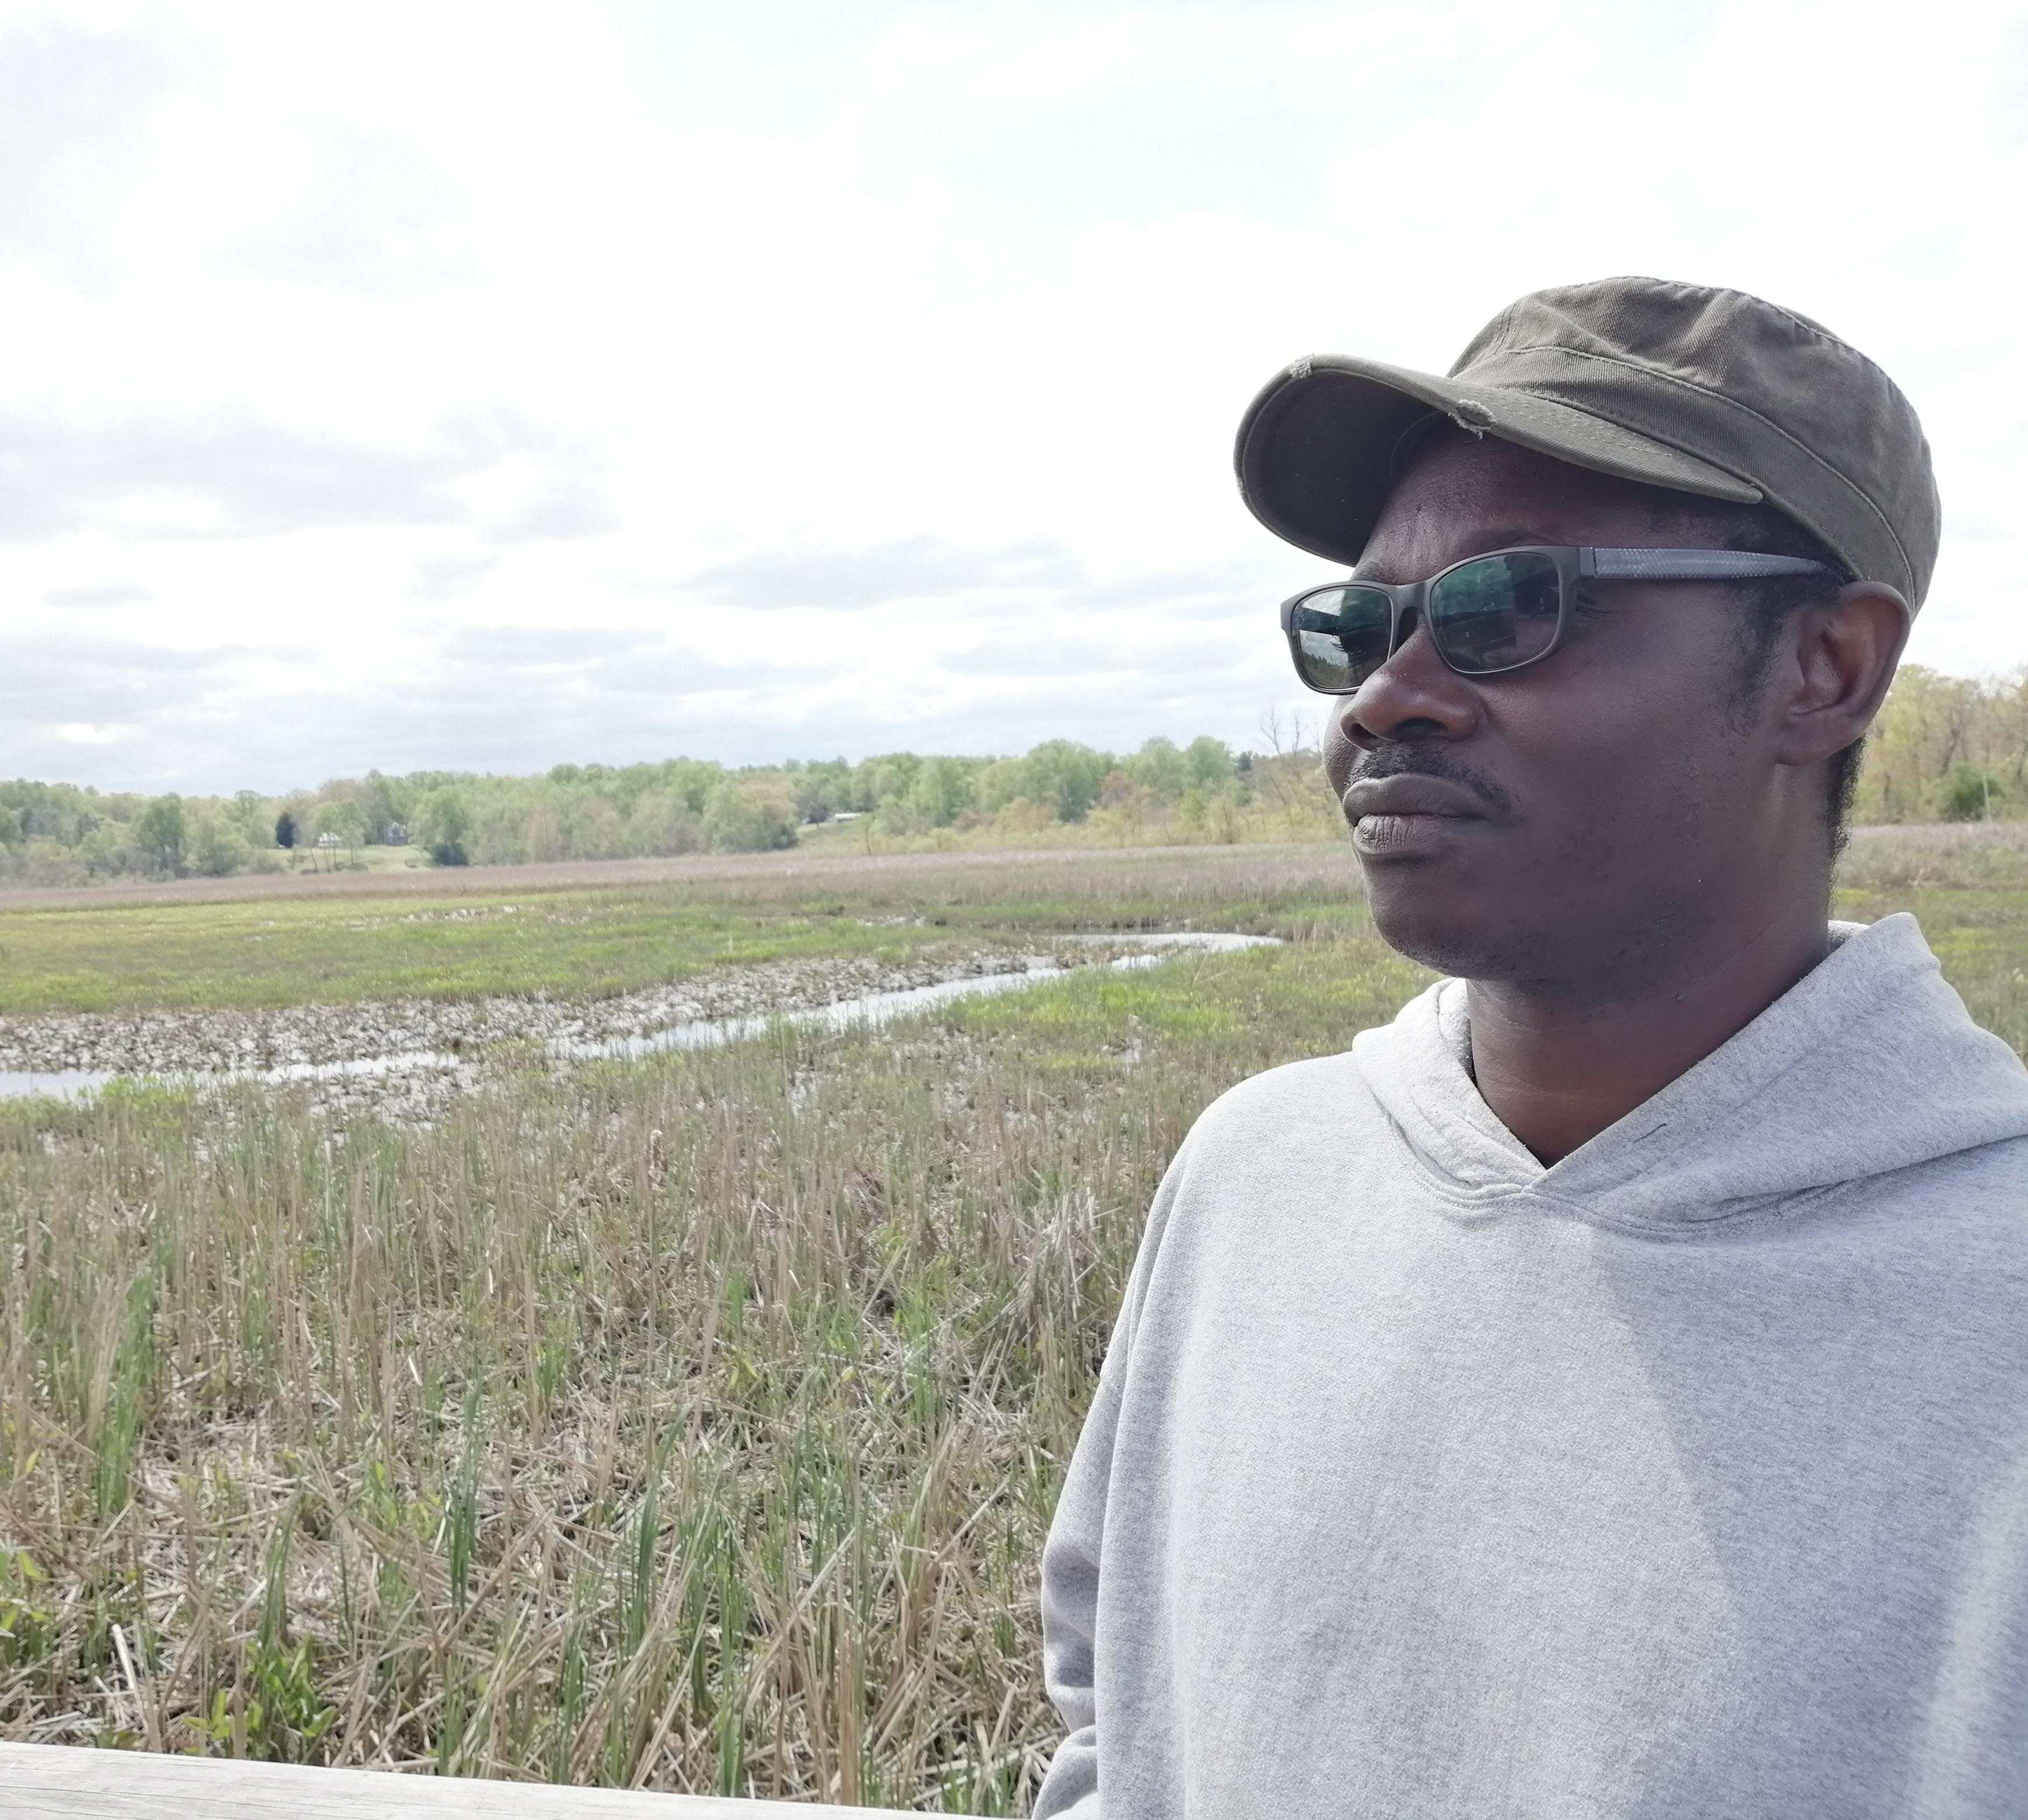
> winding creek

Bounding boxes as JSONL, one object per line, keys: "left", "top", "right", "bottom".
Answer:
{"left": 0, "top": 931, "right": 1278, "bottom": 1107}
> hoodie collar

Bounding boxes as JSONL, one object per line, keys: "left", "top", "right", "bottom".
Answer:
{"left": 1353, "top": 915, "right": 2028, "bottom": 1236}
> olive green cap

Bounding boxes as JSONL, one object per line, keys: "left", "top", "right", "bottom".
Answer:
{"left": 1234, "top": 275, "right": 1941, "bottom": 606}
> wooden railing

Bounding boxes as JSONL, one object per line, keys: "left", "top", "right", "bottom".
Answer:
{"left": 1, "top": 1742, "right": 911, "bottom": 1817}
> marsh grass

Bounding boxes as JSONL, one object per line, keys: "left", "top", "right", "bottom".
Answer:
{"left": 0, "top": 935, "right": 1427, "bottom": 1805}
{"left": 1835, "top": 827, "right": 2028, "bottom": 1055}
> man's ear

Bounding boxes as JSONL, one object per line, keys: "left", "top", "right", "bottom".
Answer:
{"left": 1772, "top": 584, "right": 1912, "bottom": 769}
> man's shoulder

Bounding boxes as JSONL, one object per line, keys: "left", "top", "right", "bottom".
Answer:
{"left": 1182, "top": 1047, "right": 1375, "bottom": 1155}
{"left": 1137, "top": 1048, "right": 1393, "bottom": 1268}
{"left": 1209, "top": 1044, "right": 1366, "bottom": 1105}
{"left": 1892, "top": 1128, "right": 2028, "bottom": 1247}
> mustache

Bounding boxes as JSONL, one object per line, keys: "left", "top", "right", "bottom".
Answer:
{"left": 1346, "top": 743, "right": 1520, "bottom": 824}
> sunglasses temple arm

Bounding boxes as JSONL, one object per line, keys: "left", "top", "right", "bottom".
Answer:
{"left": 1582, "top": 548, "right": 1840, "bottom": 581}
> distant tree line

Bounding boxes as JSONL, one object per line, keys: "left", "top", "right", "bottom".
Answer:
{"left": 1852, "top": 665, "right": 2028, "bottom": 824}
{"left": 6, "top": 665, "right": 2016, "bottom": 886}
{"left": 0, "top": 728, "right": 1342, "bottom": 884}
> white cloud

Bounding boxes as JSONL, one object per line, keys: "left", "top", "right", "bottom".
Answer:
{"left": 0, "top": 0, "right": 2022, "bottom": 792}
{"left": 410, "top": 554, "right": 498, "bottom": 601}
{"left": 0, "top": 15, "right": 204, "bottom": 283}
{"left": 44, "top": 580, "right": 151, "bottom": 607}
{"left": 674, "top": 536, "right": 1084, "bottom": 609}
{"left": 0, "top": 404, "right": 611, "bottom": 542}
{"left": 226, "top": 126, "right": 467, "bottom": 292}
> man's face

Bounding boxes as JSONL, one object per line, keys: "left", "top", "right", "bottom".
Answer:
{"left": 1321, "top": 430, "right": 1798, "bottom": 991}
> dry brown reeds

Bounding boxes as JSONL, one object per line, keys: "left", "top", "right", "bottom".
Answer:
{"left": 0, "top": 934, "right": 1425, "bottom": 1808}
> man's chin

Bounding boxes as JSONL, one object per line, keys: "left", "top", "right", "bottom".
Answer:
{"left": 1362, "top": 877, "right": 1554, "bottom": 983}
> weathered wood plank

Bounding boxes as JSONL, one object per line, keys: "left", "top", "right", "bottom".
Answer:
{"left": 0, "top": 1743, "right": 902, "bottom": 1817}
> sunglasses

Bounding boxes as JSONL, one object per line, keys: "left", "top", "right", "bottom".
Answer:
{"left": 1280, "top": 545, "right": 1840, "bottom": 695}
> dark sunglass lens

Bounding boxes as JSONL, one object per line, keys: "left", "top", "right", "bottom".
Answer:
{"left": 1287, "top": 587, "right": 1392, "bottom": 693}
{"left": 1428, "top": 552, "right": 1562, "bottom": 674}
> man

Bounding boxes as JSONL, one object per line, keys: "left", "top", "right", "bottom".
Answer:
{"left": 1034, "top": 278, "right": 2028, "bottom": 1818}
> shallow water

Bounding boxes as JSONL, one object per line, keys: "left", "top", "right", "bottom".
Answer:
{"left": 0, "top": 932, "right": 1278, "bottom": 1103}
{"left": 0, "top": 1067, "right": 121, "bottom": 1102}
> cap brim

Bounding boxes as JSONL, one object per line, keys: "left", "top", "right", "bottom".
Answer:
{"left": 1234, "top": 355, "right": 1762, "bottom": 567}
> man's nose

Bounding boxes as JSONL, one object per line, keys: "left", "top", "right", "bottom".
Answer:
{"left": 1339, "top": 609, "right": 1483, "bottom": 752}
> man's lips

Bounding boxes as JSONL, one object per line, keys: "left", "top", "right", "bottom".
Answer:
{"left": 1341, "top": 775, "right": 1491, "bottom": 822}
{"left": 1341, "top": 774, "right": 1497, "bottom": 858}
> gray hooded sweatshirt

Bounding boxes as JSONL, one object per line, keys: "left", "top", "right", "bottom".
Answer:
{"left": 1035, "top": 916, "right": 2028, "bottom": 1819}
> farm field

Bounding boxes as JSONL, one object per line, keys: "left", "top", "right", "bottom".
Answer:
{"left": 2, "top": 826, "right": 2027, "bottom": 1809}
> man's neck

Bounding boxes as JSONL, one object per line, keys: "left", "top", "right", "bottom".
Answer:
{"left": 1463, "top": 900, "right": 1834, "bottom": 1167}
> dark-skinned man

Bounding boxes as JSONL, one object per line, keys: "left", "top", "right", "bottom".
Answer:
{"left": 1034, "top": 278, "right": 2028, "bottom": 1819}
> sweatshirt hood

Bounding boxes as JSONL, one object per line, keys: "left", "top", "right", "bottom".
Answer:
{"left": 1352, "top": 914, "right": 2028, "bottom": 1236}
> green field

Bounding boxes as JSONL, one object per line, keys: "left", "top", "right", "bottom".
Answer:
{"left": 0, "top": 844, "right": 1367, "bottom": 1015}
{"left": 0, "top": 889, "right": 985, "bottom": 1015}
{"left": 1, "top": 829, "right": 2024, "bottom": 1807}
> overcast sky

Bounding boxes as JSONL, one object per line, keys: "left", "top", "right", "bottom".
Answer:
{"left": 5, "top": 0, "right": 2026, "bottom": 793}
